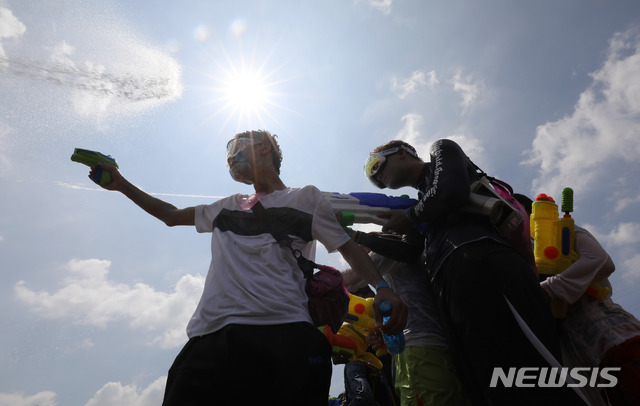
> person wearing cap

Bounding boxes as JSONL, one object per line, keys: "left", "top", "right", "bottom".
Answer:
{"left": 88, "top": 130, "right": 407, "bottom": 406}
{"left": 363, "top": 138, "right": 583, "bottom": 406}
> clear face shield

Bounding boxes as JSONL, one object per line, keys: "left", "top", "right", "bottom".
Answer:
{"left": 226, "top": 137, "right": 260, "bottom": 184}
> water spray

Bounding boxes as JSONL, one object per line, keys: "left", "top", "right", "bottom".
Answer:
{"left": 1, "top": 55, "right": 181, "bottom": 103}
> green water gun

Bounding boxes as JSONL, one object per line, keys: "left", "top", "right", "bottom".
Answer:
{"left": 70, "top": 148, "right": 118, "bottom": 185}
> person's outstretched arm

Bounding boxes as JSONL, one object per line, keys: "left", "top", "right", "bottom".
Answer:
{"left": 338, "top": 238, "right": 408, "bottom": 335}
{"left": 90, "top": 163, "right": 195, "bottom": 227}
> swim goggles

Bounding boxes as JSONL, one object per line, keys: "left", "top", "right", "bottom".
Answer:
{"left": 364, "top": 146, "right": 417, "bottom": 188}
{"left": 226, "top": 137, "right": 263, "bottom": 184}
{"left": 226, "top": 137, "right": 261, "bottom": 167}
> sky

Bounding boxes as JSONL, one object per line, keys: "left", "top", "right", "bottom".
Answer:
{"left": 2, "top": 0, "right": 640, "bottom": 405}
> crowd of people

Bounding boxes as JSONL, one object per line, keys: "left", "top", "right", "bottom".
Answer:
{"left": 87, "top": 130, "right": 640, "bottom": 406}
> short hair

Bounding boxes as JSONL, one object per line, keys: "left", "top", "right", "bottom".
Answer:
{"left": 233, "top": 130, "right": 283, "bottom": 174}
{"left": 372, "top": 140, "right": 420, "bottom": 159}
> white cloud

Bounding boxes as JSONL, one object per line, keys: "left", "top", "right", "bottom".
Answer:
{"left": 83, "top": 377, "right": 166, "bottom": 406}
{"left": 525, "top": 28, "right": 640, "bottom": 196}
{"left": 0, "top": 7, "right": 26, "bottom": 67}
{"left": 447, "top": 133, "right": 486, "bottom": 164}
{"left": 0, "top": 391, "right": 56, "bottom": 406}
{"left": 81, "top": 338, "right": 95, "bottom": 348}
{"left": 451, "top": 71, "right": 484, "bottom": 113}
{"left": 396, "top": 113, "right": 422, "bottom": 144}
{"left": 621, "top": 253, "right": 640, "bottom": 281}
{"left": 394, "top": 115, "right": 485, "bottom": 166}
{"left": 395, "top": 113, "right": 431, "bottom": 158}
{"left": 50, "top": 41, "right": 78, "bottom": 71}
{"left": 0, "top": 120, "right": 12, "bottom": 172}
{"left": 0, "top": 8, "right": 26, "bottom": 39}
{"left": 614, "top": 193, "right": 640, "bottom": 212}
{"left": 580, "top": 222, "right": 640, "bottom": 281}
{"left": 361, "top": 0, "right": 393, "bottom": 15}
{"left": 14, "top": 259, "right": 204, "bottom": 349}
{"left": 600, "top": 222, "right": 640, "bottom": 246}
{"left": 391, "top": 70, "right": 438, "bottom": 99}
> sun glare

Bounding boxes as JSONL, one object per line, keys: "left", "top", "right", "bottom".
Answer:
{"left": 202, "top": 36, "right": 293, "bottom": 132}
{"left": 224, "top": 70, "right": 269, "bottom": 113}
{"left": 206, "top": 60, "right": 285, "bottom": 131}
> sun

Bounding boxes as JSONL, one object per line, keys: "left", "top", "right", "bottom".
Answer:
{"left": 223, "top": 69, "right": 269, "bottom": 114}
{"left": 206, "top": 59, "right": 285, "bottom": 131}
{"left": 197, "top": 24, "right": 296, "bottom": 133}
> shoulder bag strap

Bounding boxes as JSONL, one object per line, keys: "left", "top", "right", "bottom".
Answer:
{"left": 251, "top": 201, "right": 316, "bottom": 279}
{"left": 469, "top": 159, "right": 515, "bottom": 195}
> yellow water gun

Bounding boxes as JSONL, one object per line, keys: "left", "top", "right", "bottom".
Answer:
{"left": 335, "top": 294, "right": 388, "bottom": 370}
{"left": 531, "top": 188, "right": 611, "bottom": 318}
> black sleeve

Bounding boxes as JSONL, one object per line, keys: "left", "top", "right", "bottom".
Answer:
{"left": 353, "top": 230, "right": 423, "bottom": 263}
{"left": 407, "top": 138, "right": 473, "bottom": 224}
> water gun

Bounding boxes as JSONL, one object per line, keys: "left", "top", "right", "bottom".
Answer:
{"left": 319, "top": 324, "right": 357, "bottom": 359}
{"left": 324, "top": 182, "right": 522, "bottom": 230}
{"left": 335, "top": 322, "right": 385, "bottom": 370}
{"left": 379, "top": 301, "right": 405, "bottom": 354}
{"left": 323, "top": 192, "right": 417, "bottom": 226}
{"left": 531, "top": 188, "right": 611, "bottom": 318}
{"left": 345, "top": 293, "right": 378, "bottom": 331}
{"left": 332, "top": 294, "right": 386, "bottom": 369}
{"left": 343, "top": 293, "right": 406, "bottom": 358}
{"left": 70, "top": 148, "right": 118, "bottom": 185}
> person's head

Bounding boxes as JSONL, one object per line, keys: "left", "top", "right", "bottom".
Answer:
{"left": 364, "top": 140, "right": 421, "bottom": 189}
{"left": 226, "top": 130, "right": 283, "bottom": 184}
{"left": 513, "top": 193, "right": 533, "bottom": 216}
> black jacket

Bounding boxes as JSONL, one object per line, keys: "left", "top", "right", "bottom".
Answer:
{"left": 406, "top": 139, "right": 507, "bottom": 279}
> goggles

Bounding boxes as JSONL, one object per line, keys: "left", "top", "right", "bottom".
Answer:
{"left": 226, "top": 137, "right": 261, "bottom": 167}
{"left": 226, "top": 137, "right": 262, "bottom": 184}
{"left": 364, "top": 146, "right": 417, "bottom": 188}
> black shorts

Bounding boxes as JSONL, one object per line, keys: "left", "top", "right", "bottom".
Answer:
{"left": 162, "top": 322, "right": 332, "bottom": 406}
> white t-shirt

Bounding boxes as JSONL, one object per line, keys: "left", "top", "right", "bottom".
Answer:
{"left": 542, "top": 226, "right": 640, "bottom": 365}
{"left": 187, "top": 185, "right": 350, "bottom": 338}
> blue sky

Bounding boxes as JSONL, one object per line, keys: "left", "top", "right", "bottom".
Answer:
{"left": 2, "top": 0, "right": 640, "bottom": 405}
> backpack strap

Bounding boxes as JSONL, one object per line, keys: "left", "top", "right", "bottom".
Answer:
{"left": 251, "top": 201, "right": 316, "bottom": 279}
{"left": 469, "top": 159, "right": 515, "bottom": 195}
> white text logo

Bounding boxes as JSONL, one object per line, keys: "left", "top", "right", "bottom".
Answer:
{"left": 489, "top": 367, "right": 620, "bottom": 388}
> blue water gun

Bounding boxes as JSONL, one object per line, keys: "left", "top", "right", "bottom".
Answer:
{"left": 380, "top": 301, "right": 405, "bottom": 354}
{"left": 323, "top": 192, "right": 417, "bottom": 226}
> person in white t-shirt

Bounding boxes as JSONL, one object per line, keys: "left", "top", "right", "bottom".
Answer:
{"left": 90, "top": 129, "right": 407, "bottom": 406}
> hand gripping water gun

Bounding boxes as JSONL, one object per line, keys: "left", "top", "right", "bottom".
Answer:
{"left": 70, "top": 148, "right": 118, "bottom": 185}
{"left": 343, "top": 293, "right": 405, "bottom": 356}
{"left": 379, "top": 301, "right": 405, "bottom": 354}
{"left": 323, "top": 192, "right": 417, "bottom": 226}
{"left": 331, "top": 294, "right": 387, "bottom": 369}
{"left": 531, "top": 188, "right": 611, "bottom": 318}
